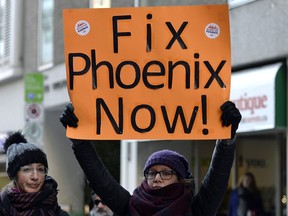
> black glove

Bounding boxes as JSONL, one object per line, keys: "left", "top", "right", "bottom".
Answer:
{"left": 59, "top": 103, "right": 79, "bottom": 128}
{"left": 220, "top": 101, "right": 242, "bottom": 138}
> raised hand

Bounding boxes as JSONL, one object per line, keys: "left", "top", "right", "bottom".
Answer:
{"left": 220, "top": 101, "right": 242, "bottom": 138}
{"left": 59, "top": 103, "right": 79, "bottom": 129}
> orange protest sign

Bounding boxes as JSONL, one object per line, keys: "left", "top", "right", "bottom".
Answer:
{"left": 63, "top": 4, "right": 231, "bottom": 140}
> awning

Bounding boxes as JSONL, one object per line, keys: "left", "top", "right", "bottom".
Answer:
{"left": 230, "top": 62, "right": 286, "bottom": 133}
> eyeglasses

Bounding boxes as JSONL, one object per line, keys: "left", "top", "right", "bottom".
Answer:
{"left": 144, "top": 170, "right": 176, "bottom": 180}
{"left": 94, "top": 200, "right": 105, "bottom": 206}
{"left": 19, "top": 166, "right": 48, "bottom": 176}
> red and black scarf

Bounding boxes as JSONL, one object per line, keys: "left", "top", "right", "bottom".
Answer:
{"left": 0, "top": 176, "right": 62, "bottom": 216}
{"left": 130, "top": 181, "right": 193, "bottom": 216}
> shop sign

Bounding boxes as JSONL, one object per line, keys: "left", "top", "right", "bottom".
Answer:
{"left": 230, "top": 63, "right": 282, "bottom": 132}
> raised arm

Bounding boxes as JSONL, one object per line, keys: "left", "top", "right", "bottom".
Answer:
{"left": 192, "top": 101, "right": 241, "bottom": 215}
{"left": 60, "top": 103, "right": 131, "bottom": 215}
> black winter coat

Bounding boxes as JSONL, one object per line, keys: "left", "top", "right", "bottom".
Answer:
{"left": 72, "top": 139, "right": 235, "bottom": 216}
{"left": 0, "top": 176, "right": 69, "bottom": 216}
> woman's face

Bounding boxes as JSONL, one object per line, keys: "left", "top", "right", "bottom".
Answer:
{"left": 146, "top": 165, "right": 179, "bottom": 189}
{"left": 15, "top": 163, "right": 46, "bottom": 193}
{"left": 242, "top": 175, "right": 252, "bottom": 188}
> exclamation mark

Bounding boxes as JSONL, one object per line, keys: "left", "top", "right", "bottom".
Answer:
{"left": 201, "top": 95, "right": 209, "bottom": 135}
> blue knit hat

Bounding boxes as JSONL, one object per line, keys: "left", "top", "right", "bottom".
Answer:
{"left": 143, "top": 149, "right": 189, "bottom": 179}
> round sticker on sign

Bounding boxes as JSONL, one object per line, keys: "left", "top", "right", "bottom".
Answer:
{"left": 75, "top": 20, "right": 90, "bottom": 36}
{"left": 205, "top": 23, "right": 220, "bottom": 39}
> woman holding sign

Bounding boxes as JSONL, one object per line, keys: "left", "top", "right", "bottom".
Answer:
{"left": 60, "top": 101, "right": 241, "bottom": 216}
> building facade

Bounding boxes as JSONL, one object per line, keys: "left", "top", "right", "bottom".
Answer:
{"left": 0, "top": 0, "right": 287, "bottom": 215}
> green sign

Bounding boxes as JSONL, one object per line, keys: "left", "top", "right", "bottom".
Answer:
{"left": 25, "top": 73, "right": 44, "bottom": 103}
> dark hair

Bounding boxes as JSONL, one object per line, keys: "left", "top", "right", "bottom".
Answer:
{"left": 238, "top": 172, "right": 259, "bottom": 193}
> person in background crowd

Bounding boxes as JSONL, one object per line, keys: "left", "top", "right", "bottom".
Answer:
{"left": 227, "top": 172, "right": 265, "bottom": 216}
{"left": 60, "top": 101, "right": 242, "bottom": 216}
{"left": 90, "top": 191, "right": 114, "bottom": 216}
{"left": 0, "top": 131, "right": 69, "bottom": 216}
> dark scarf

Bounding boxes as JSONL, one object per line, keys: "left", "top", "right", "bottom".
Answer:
{"left": 0, "top": 176, "right": 62, "bottom": 216}
{"left": 237, "top": 187, "right": 263, "bottom": 216}
{"left": 130, "top": 181, "right": 193, "bottom": 216}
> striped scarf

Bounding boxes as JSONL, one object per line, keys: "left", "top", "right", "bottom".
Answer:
{"left": 0, "top": 176, "right": 61, "bottom": 216}
{"left": 130, "top": 181, "right": 193, "bottom": 216}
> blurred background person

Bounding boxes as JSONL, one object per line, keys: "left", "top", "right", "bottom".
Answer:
{"left": 90, "top": 191, "right": 114, "bottom": 216}
{"left": 227, "top": 172, "right": 265, "bottom": 216}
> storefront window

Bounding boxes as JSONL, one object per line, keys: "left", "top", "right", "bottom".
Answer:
{"left": 38, "top": 0, "right": 54, "bottom": 70}
{"left": 90, "top": 0, "right": 111, "bottom": 8}
{"left": 138, "top": 0, "right": 191, "bottom": 6}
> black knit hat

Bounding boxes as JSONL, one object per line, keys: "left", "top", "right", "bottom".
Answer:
{"left": 3, "top": 131, "right": 48, "bottom": 180}
{"left": 143, "top": 149, "right": 189, "bottom": 179}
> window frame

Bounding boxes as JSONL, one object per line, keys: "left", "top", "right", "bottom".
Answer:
{"left": 37, "top": 0, "right": 54, "bottom": 71}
